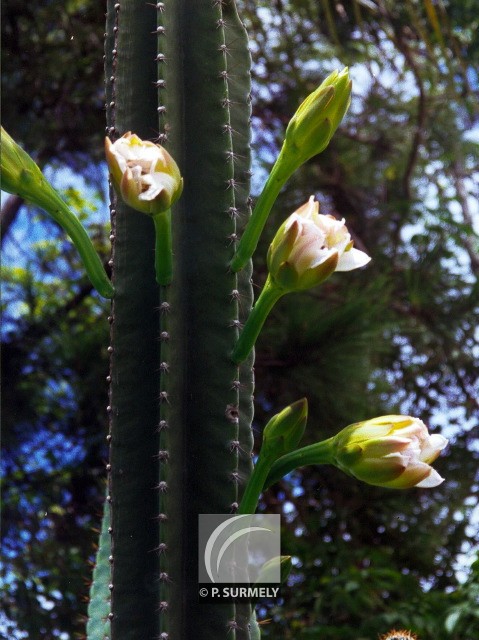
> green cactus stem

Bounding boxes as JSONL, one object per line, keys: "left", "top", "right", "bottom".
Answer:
{"left": 105, "top": 1, "right": 161, "bottom": 638}
{"left": 86, "top": 501, "right": 111, "bottom": 640}
{"left": 103, "top": 1, "right": 254, "bottom": 638}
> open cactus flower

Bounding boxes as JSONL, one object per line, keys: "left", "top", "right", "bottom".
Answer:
{"left": 264, "top": 415, "right": 448, "bottom": 492}
{"left": 268, "top": 196, "right": 371, "bottom": 291}
{"left": 105, "top": 132, "right": 184, "bottom": 284}
{"left": 333, "top": 415, "right": 449, "bottom": 489}
{"left": 105, "top": 132, "right": 183, "bottom": 216}
{"left": 232, "top": 197, "right": 371, "bottom": 363}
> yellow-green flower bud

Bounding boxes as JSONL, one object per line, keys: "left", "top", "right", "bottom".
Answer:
{"left": 283, "top": 68, "right": 352, "bottom": 168}
{"left": 267, "top": 196, "right": 371, "bottom": 292}
{"left": 105, "top": 132, "right": 183, "bottom": 215}
{"left": 261, "top": 399, "right": 308, "bottom": 461}
{"left": 254, "top": 556, "right": 292, "bottom": 587}
{"left": 1, "top": 126, "right": 49, "bottom": 204}
{"left": 0, "top": 127, "right": 114, "bottom": 298}
{"left": 333, "top": 415, "right": 448, "bottom": 489}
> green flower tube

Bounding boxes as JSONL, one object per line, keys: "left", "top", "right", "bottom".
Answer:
{"left": 0, "top": 126, "right": 114, "bottom": 299}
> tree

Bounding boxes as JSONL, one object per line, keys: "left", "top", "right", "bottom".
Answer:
{"left": 238, "top": 1, "right": 478, "bottom": 636}
{"left": 1, "top": 191, "right": 110, "bottom": 639}
{"left": 1, "top": 0, "right": 107, "bottom": 241}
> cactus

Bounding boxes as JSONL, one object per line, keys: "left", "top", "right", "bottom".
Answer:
{"left": 92, "top": 0, "right": 255, "bottom": 638}
{"left": 86, "top": 501, "right": 111, "bottom": 640}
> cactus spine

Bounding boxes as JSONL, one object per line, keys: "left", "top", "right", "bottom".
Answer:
{"left": 93, "top": 1, "right": 254, "bottom": 638}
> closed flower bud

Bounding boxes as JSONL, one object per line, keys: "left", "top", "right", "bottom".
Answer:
{"left": 105, "top": 132, "right": 183, "bottom": 215}
{"left": 254, "top": 556, "right": 292, "bottom": 587}
{"left": 267, "top": 196, "right": 371, "bottom": 292}
{"left": 284, "top": 68, "right": 352, "bottom": 167}
{"left": 333, "top": 415, "right": 448, "bottom": 489}
{"left": 262, "top": 399, "right": 308, "bottom": 462}
{"left": 0, "top": 127, "right": 114, "bottom": 298}
{"left": 1, "top": 126, "right": 48, "bottom": 204}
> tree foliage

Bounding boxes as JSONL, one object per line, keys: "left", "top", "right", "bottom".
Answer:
{"left": 1, "top": 191, "right": 110, "bottom": 639}
{"left": 1, "top": 0, "right": 106, "bottom": 172}
{"left": 1, "top": 0, "right": 478, "bottom": 638}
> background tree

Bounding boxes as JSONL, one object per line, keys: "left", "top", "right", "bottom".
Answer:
{"left": 1, "top": 0, "right": 107, "bottom": 240}
{"left": 1, "top": 190, "right": 110, "bottom": 639}
{"left": 239, "top": 1, "right": 478, "bottom": 637}
{"left": 1, "top": 0, "right": 478, "bottom": 638}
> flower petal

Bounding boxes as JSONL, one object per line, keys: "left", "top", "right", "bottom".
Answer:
{"left": 419, "top": 434, "right": 448, "bottom": 463}
{"left": 361, "top": 437, "right": 411, "bottom": 457}
{"left": 415, "top": 468, "right": 445, "bottom": 488}
{"left": 382, "top": 461, "right": 432, "bottom": 488}
{"left": 336, "top": 247, "right": 371, "bottom": 271}
{"left": 139, "top": 172, "right": 177, "bottom": 202}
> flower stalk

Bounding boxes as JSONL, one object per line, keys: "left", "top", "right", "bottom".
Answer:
{"left": 232, "top": 274, "right": 283, "bottom": 364}
{"left": 230, "top": 159, "right": 291, "bottom": 273}
{"left": 264, "top": 437, "right": 336, "bottom": 490}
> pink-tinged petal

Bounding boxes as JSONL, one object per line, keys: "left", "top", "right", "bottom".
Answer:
{"left": 336, "top": 247, "right": 371, "bottom": 271}
{"left": 384, "top": 461, "right": 432, "bottom": 488}
{"left": 361, "top": 437, "right": 411, "bottom": 457}
{"left": 420, "top": 434, "right": 448, "bottom": 463}
{"left": 289, "top": 222, "right": 327, "bottom": 274}
{"left": 393, "top": 424, "right": 427, "bottom": 440}
{"left": 415, "top": 468, "right": 445, "bottom": 488}
{"left": 333, "top": 414, "right": 448, "bottom": 490}
{"left": 295, "top": 196, "right": 318, "bottom": 220}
